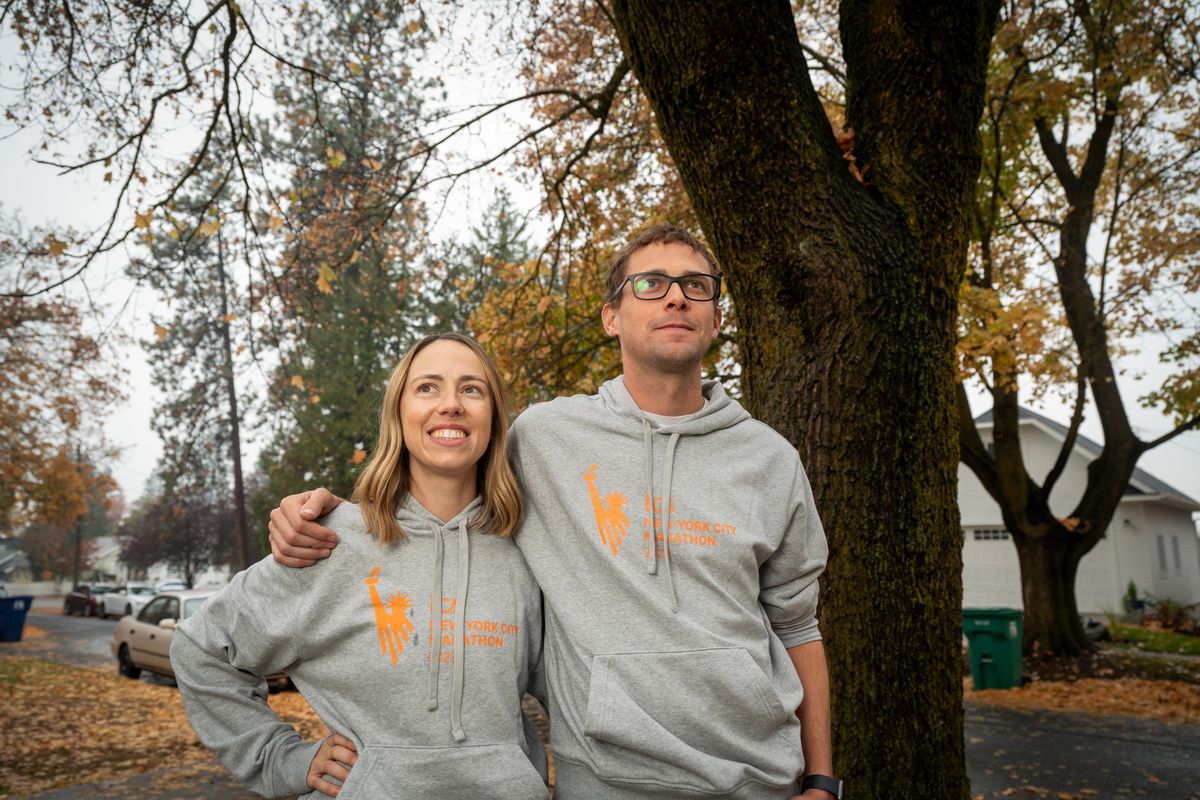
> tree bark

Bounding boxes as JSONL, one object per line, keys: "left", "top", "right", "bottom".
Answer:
{"left": 611, "top": 2, "right": 997, "bottom": 798}
{"left": 216, "top": 235, "right": 252, "bottom": 571}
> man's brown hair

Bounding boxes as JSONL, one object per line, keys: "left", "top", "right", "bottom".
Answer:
{"left": 604, "top": 222, "right": 720, "bottom": 305}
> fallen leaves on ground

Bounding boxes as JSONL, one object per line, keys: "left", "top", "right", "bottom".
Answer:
{"left": 0, "top": 656, "right": 326, "bottom": 798}
{"left": 965, "top": 675, "right": 1200, "bottom": 724}
{"left": 15, "top": 623, "right": 47, "bottom": 640}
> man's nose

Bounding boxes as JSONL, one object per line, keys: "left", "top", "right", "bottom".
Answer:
{"left": 663, "top": 281, "right": 690, "bottom": 307}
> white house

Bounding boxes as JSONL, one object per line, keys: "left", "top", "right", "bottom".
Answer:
{"left": 960, "top": 407, "right": 1200, "bottom": 614}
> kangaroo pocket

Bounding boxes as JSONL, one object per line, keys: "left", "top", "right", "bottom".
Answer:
{"left": 583, "top": 648, "right": 801, "bottom": 794}
{"left": 333, "top": 742, "right": 546, "bottom": 800}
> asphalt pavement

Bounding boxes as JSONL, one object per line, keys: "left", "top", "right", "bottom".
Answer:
{"left": 5, "top": 605, "right": 1199, "bottom": 799}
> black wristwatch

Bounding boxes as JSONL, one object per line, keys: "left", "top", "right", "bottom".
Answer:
{"left": 800, "top": 774, "right": 844, "bottom": 799}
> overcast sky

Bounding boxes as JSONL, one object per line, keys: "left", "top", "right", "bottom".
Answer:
{"left": 3, "top": 23, "right": 1199, "bottom": 515}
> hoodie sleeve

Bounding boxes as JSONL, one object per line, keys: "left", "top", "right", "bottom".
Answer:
{"left": 759, "top": 456, "right": 828, "bottom": 648}
{"left": 170, "top": 558, "right": 322, "bottom": 799}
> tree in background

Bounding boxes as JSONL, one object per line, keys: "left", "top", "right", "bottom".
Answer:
{"left": 119, "top": 487, "right": 234, "bottom": 588}
{"left": 136, "top": 185, "right": 256, "bottom": 570}
{"left": 958, "top": 0, "right": 1200, "bottom": 656}
{"left": 249, "top": 0, "right": 438, "bottom": 536}
{"left": 0, "top": 243, "right": 122, "bottom": 534}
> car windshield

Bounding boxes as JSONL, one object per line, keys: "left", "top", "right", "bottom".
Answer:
{"left": 184, "top": 597, "right": 210, "bottom": 618}
{"left": 129, "top": 587, "right": 155, "bottom": 596}
{"left": 92, "top": 586, "right": 115, "bottom": 594}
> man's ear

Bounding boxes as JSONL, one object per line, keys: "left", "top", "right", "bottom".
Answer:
{"left": 601, "top": 301, "right": 620, "bottom": 337}
{"left": 711, "top": 303, "right": 723, "bottom": 343}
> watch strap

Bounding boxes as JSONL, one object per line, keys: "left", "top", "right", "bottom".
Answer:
{"left": 800, "top": 774, "right": 843, "bottom": 799}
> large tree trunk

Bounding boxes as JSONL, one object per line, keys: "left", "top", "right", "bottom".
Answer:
{"left": 611, "top": 2, "right": 997, "bottom": 798}
{"left": 1014, "top": 530, "right": 1090, "bottom": 656}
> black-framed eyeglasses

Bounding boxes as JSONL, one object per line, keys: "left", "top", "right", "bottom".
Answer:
{"left": 619, "top": 271, "right": 721, "bottom": 301}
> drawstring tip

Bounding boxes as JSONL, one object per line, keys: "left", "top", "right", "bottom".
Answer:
{"left": 452, "top": 727, "right": 466, "bottom": 742}
{"left": 647, "top": 563, "right": 657, "bottom": 575}
{"left": 427, "top": 699, "right": 438, "bottom": 711}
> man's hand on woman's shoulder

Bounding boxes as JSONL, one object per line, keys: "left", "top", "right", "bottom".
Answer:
{"left": 269, "top": 488, "right": 345, "bottom": 568}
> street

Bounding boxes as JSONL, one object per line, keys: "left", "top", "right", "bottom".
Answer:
{"left": 4, "top": 607, "right": 1199, "bottom": 799}
{"left": 14, "top": 602, "right": 177, "bottom": 686}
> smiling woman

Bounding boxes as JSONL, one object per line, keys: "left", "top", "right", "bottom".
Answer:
{"left": 169, "top": 332, "right": 545, "bottom": 800}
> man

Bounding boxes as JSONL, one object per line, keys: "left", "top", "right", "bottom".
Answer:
{"left": 270, "top": 223, "right": 840, "bottom": 799}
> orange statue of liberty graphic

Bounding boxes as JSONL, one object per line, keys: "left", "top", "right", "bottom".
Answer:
{"left": 583, "top": 465, "right": 629, "bottom": 556}
{"left": 365, "top": 566, "right": 413, "bottom": 666}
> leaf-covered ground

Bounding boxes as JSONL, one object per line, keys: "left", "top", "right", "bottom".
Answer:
{"left": 966, "top": 676, "right": 1200, "bottom": 725}
{"left": 0, "top": 655, "right": 327, "bottom": 799}
{"left": 1, "top": 636, "right": 1194, "bottom": 798}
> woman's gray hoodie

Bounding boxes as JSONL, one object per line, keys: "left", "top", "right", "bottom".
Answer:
{"left": 171, "top": 496, "right": 544, "bottom": 800}
{"left": 509, "top": 376, "right": 827, "bottom": 799}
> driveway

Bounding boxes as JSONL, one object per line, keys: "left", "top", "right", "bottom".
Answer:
{"left": 965, "top": 701, "right": 1200, "bottom": 799}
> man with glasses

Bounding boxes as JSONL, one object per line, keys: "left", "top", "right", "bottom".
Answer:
{"left": 269, "top": 223, "right": 838, "bottom": 800}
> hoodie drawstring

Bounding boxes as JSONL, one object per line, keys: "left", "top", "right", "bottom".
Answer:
{"left": 424, "top": 519, "right": 470, "bottom": 742}
{"left": 641, "top": 419, "right": 681, "bottom": 612}
{"left": 426, "top": 524, "right": 445, "bottom": 711}
{"left": 450, "top": 518, "right": 469, "bottom": 742}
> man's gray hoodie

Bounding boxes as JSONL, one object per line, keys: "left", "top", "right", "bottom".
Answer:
{"left": 509, "top": 376, "right": 828, "bottom": 799}
{"left": 171, "top": 496, "right": 544, "bottom": 800}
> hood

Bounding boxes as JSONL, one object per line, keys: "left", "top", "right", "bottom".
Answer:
{"left": 597, "top": 375, "right": 750, "bottom": 434}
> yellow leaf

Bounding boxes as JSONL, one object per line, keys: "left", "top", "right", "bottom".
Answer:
{"left": 134, "top": 211, "right": 152, "bottom": 229}
{"left": 536, "top": 296, "right": 552, "bottom": 313}
{"left": 309, "top": 394, "right": 321, "bottom": 404}
{"left": 317, "top": 274, "right": 334, "bottom": 295}
{"left": 47, "top": 238, "right": 67, "bottom": 256}
{"left": 103, "top": 172, "right": 112, "bottom": 183}
{"left": 269, "top": 214, "right": 283, "bottom": 232}
{"left": 223, "top": 313, "right": 237, "bottom": 322}
{"left": 290, "top": 375, "right": 304, "bottom": 389}
{"left": 352, "top": 448, "right": 367, "bottom": 464}
{"left": 406, "top": 19, "right": 420, "bottom": 34}
{"left": 198, "top": 219, "right": 221, "bottom": 237}
{"left": 153, "top": 325, "right": 168, "bottom": 340}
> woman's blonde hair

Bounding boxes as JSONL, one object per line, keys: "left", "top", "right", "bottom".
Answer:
{"left": 350, "top": 332, "right": 523, "bottom": 544}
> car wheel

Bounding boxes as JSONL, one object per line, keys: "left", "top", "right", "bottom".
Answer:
{"left": 118, "top": 645, "right": 141, "bottom": 679}
{"left": 124, "top": 604, "right": 132, "bottom": 617}
{"left": 63, "top": 601, "right": 71, "bottom": 616}
{"left": 84, "top": 603, "right": 93, "bottom": 617}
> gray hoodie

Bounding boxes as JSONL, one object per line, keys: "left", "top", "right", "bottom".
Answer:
{"left": 171, "top": 496, "right": 545, "bottom": 800}
{"left": 510, "top": 376, "right": 827, "bottom": 799}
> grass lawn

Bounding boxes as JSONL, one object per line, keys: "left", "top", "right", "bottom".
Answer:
{"left": 1111, "top": 623, "right": 1200, "bottom": 656}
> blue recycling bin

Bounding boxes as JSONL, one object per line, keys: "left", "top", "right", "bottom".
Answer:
{"left": 0, "top": 595, "right": 35, "bottom": 642}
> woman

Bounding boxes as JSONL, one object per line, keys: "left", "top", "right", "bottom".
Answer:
{"left": 171, "top": 333, "right": 545, "bottom": 799}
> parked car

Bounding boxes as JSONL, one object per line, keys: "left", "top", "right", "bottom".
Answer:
{"left": 63, "top": 584, "right": 116, "bottom": 617}
{"left": 99, "top": 583, "right": 157, "bottom": 619}
{"left": 155, "top": 579, "right": 188, "bottom": 592}
{"left": 112, "top": 590, "right": 214, "bottom": 680}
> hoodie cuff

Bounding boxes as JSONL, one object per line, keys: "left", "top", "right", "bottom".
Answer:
{"left": 271, "top": 737, "right": 324, "bottom": 797}
{"left": 773, "top": 616, "right": 823, "bottom": 649}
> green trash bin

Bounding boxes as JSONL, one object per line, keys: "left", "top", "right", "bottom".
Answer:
{"left": 0, "top": 595, "right": 35, "bottom": 642}
{"left": 963, "top": 607, "right": 1024, "bottom": 690}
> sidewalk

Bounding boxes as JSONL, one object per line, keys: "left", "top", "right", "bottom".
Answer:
{"left": 18, "top": 702, "right": 1200, "bottom": 799}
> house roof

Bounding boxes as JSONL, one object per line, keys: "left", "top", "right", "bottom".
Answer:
{"left": 975, "top": 406, "right": 1200, "bottom": 510}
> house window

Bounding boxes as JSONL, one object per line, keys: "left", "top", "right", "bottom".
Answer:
{"left": 1172, "top": 537, "right": 1182, "bottom": 571}
{"left": 973, "top": 528, "right": 1010, "bottom": 541}
{"left": 1157, "top": 535, "right": 1168, "bottom": 573}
